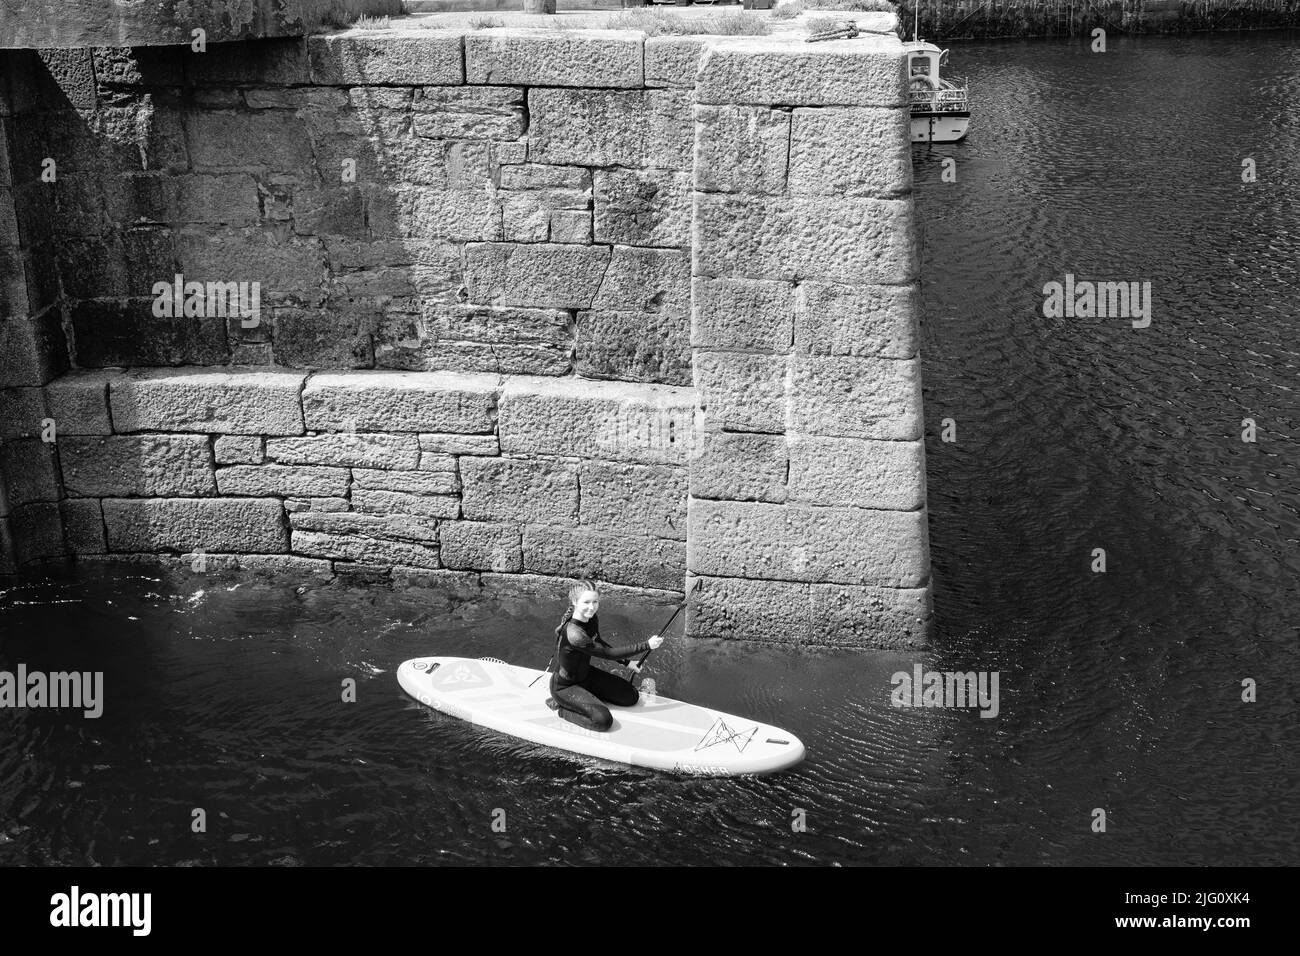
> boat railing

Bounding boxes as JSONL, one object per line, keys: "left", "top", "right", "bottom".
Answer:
{"left": 909, "top": 86, "right": 969, "bottom": 112}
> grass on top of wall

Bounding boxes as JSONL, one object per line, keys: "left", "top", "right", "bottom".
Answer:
{"left": 603, "top": 8, "right": 772, "bottom": 36}
{"left": 806, "top": 13, "right": 854, "bottom": 30}
{"left": 777, "top": 0, "right": 895, "bottom": 20}
{"left": 455, "top": 9, "right": 772, "bottom": 35}
{"left": 329, "top": 4, "right": 776, "bottom": 36}
{"left": 319, "top": 1, "right": 408, "bottom": 30}
{"left": 804, "top": 0, "right": 895, "bottom": 10}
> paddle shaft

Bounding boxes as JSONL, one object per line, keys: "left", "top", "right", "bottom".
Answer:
{"left": 631, "top": 597, "right": 689, "bottom": 672}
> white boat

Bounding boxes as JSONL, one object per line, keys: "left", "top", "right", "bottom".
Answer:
{"left": 905, "top": 39, "right": 971, "bottom": 144}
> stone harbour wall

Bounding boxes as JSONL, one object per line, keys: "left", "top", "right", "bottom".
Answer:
{"left": 0, "top": 18, "right": 933, "bottom": 647}
{"left": 2, "top": 49, "right": 72, "bottom": 574}
{"left": 685, "top": 37, "right": 931, "bottom": 646}
{"left": 25, "top": 365, "right": 692, "bottom": 590}
{"left": 7, "top": 33, "right": 697, "bottom": 383}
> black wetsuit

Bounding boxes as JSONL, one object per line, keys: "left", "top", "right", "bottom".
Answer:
{"left": 549, "top": 616, "right": 649, "bottom": 732}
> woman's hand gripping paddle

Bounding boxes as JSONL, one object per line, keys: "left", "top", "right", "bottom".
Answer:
{"left": 626, "top": 581, "right": 695, "bottom": 684}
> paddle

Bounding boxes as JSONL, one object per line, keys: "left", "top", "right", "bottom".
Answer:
{"left": 627, "top": 580, "right": 697, "bottom": 678}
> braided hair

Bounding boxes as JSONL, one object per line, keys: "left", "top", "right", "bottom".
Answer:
{"left": 554, "top": 578, "right": 599, "bottom": 642}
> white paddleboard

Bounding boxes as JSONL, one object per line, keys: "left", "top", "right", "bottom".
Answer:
{"left": 398, "top": 656, "right": 805, "bottom": 776}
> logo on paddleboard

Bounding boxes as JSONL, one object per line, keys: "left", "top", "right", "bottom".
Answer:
{"left": 695, "top": 718, "right": 757, "bottom": 754}
{"left": 440, "top": 663, "right": 485, "bottom": 686}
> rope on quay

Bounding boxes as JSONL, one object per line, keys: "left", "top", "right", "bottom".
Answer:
{"left": 806, "top": 21, "right": 862, "bottom": 40}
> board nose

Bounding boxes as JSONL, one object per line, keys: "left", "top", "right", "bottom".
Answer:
{"left": 771, "top": 733, "right": 806, "bottom": 770}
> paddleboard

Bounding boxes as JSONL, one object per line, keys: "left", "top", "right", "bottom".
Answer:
{"left": 398, "top": 656, "right": 805, "bottom": 776}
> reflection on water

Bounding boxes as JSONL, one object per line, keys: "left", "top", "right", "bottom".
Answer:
{"left": 1, "top": 32, "right": 1297, "bottom": 866}
{"left": 912, "top": 31, "right": 1299, "bottom": 865}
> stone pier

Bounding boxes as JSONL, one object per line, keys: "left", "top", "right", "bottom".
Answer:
{"left": 0, "top": 7, "right": 932, "bottom": 646}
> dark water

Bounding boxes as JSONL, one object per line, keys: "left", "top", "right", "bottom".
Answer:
{"left": 2, "top": 33, "right": 1298, "bottom": 867}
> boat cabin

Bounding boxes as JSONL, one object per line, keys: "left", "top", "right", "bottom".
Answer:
{"left": 905, "top": 41, "right": 950, "bottom": 91}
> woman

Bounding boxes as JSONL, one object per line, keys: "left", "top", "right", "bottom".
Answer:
{"left": 547, "top": 579, "right": 664, "bottom": 733}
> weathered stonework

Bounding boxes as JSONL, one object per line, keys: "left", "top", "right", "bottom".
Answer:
{"left": 497, "top": 376, "right": 695, "bottom": 467}
{"left": 291, "top": 529, "right": 441, "bottom": 569}
{"left": 214, "top": 435, "right": 265, "bottom": 464}
{"left": 695, "top": 37, "right": 909, "bottom": 108}
{"left": 644, "top": 36, "right": 705, "bottom": 89}
{"left": 465, "top": 242, "right": 610, "bottom": 310}
{"left": 266, "top": 433, "right": 421, "bottom": 470}
{"left": 788, "top": 107, "right": 913, "bottom": 198}
{"left": 787, "top": 435, "right": 926, "bottom": 511}
{"left": 103, "top": 497, "right": 286, "bottom": 553}
{"left": 573, "top": 309, "right": 691, "bottom": 387}
{"left": 465, "top": 30, "right": 643, "bottom": 88}
{"left": 352, "top": 467, "right": 458, "bottom": 495}
{"left": 687, "top": 499, "right": 930, "bottom": 588}
{"left": 693, "top": 106, "right": 790, "bottom": 196}
{"left": 686, "top": 24, "right": 929, "bottom": 645}
{"left": 579, "top": 460, "right": 688, "bottom": 541}
{"left": 215, "top": 464, "right": 351, "bottom": 498}
{"left": 691, "top": 278, "right": 794, "bottom": 352}
{"left": 62, "top": 435, "right": 216, "bottom": 497}
{"left": 1, "top": 18, "right": 930, "bottom": 647}
{"left": 693, "top": 194, "right": 918, "bottom": 284}
{"left": 302, "top": 371, "right": 499, "bottom": 434}
{"left": 528, "top": 88, "right": 692, "bottom": 170}
{"left": 693, "top": 352, "right": 786, "bottom": 433}
{"left": 44, "top": 370, "right": 118, "bottom": 435}
{"left": 689, "top": 431, "right": 787, "bottom": 504}
{"left": 793, "top": 282, "right": 919, "bottom": 359}
{"left": 0, "top": 438, "right": 61, "bottom": 505}
{"left": 787, "top": 355, "right": 923, "bottom": 441}
{"left": 308, "top": 33, "right": 464, "bottom": 86}
{"left": 594, "top": 168, "right": 691, "bottom": 248}
{"left": 440, "top": 520, "right": 521, "bottom": 572}
{"left": 374, "top": 306, "right": 571, "bottom": 377}
{"left": 353, "top": 488, "right": 459, "bottom": 520}
{"left": 110, "top": 369, "right": 307, "bottom": 435}
{"left": 461, "top": 456, "right": 578, "bottom": 525}
{"left": 523, "top": 525, "right": 684, "bottom": 590}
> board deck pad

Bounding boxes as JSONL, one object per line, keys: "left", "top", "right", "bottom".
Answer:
{"left": 398, "top": 657, "right": 805, "bottom": 776}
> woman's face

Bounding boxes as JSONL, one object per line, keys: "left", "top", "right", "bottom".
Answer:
{"left": 572, "top": 590, "right": 599, "bottom": 622}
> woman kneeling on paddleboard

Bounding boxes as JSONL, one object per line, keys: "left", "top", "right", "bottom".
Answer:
{"left": 547, "top": 579, "right": 664, "bottom": 732}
